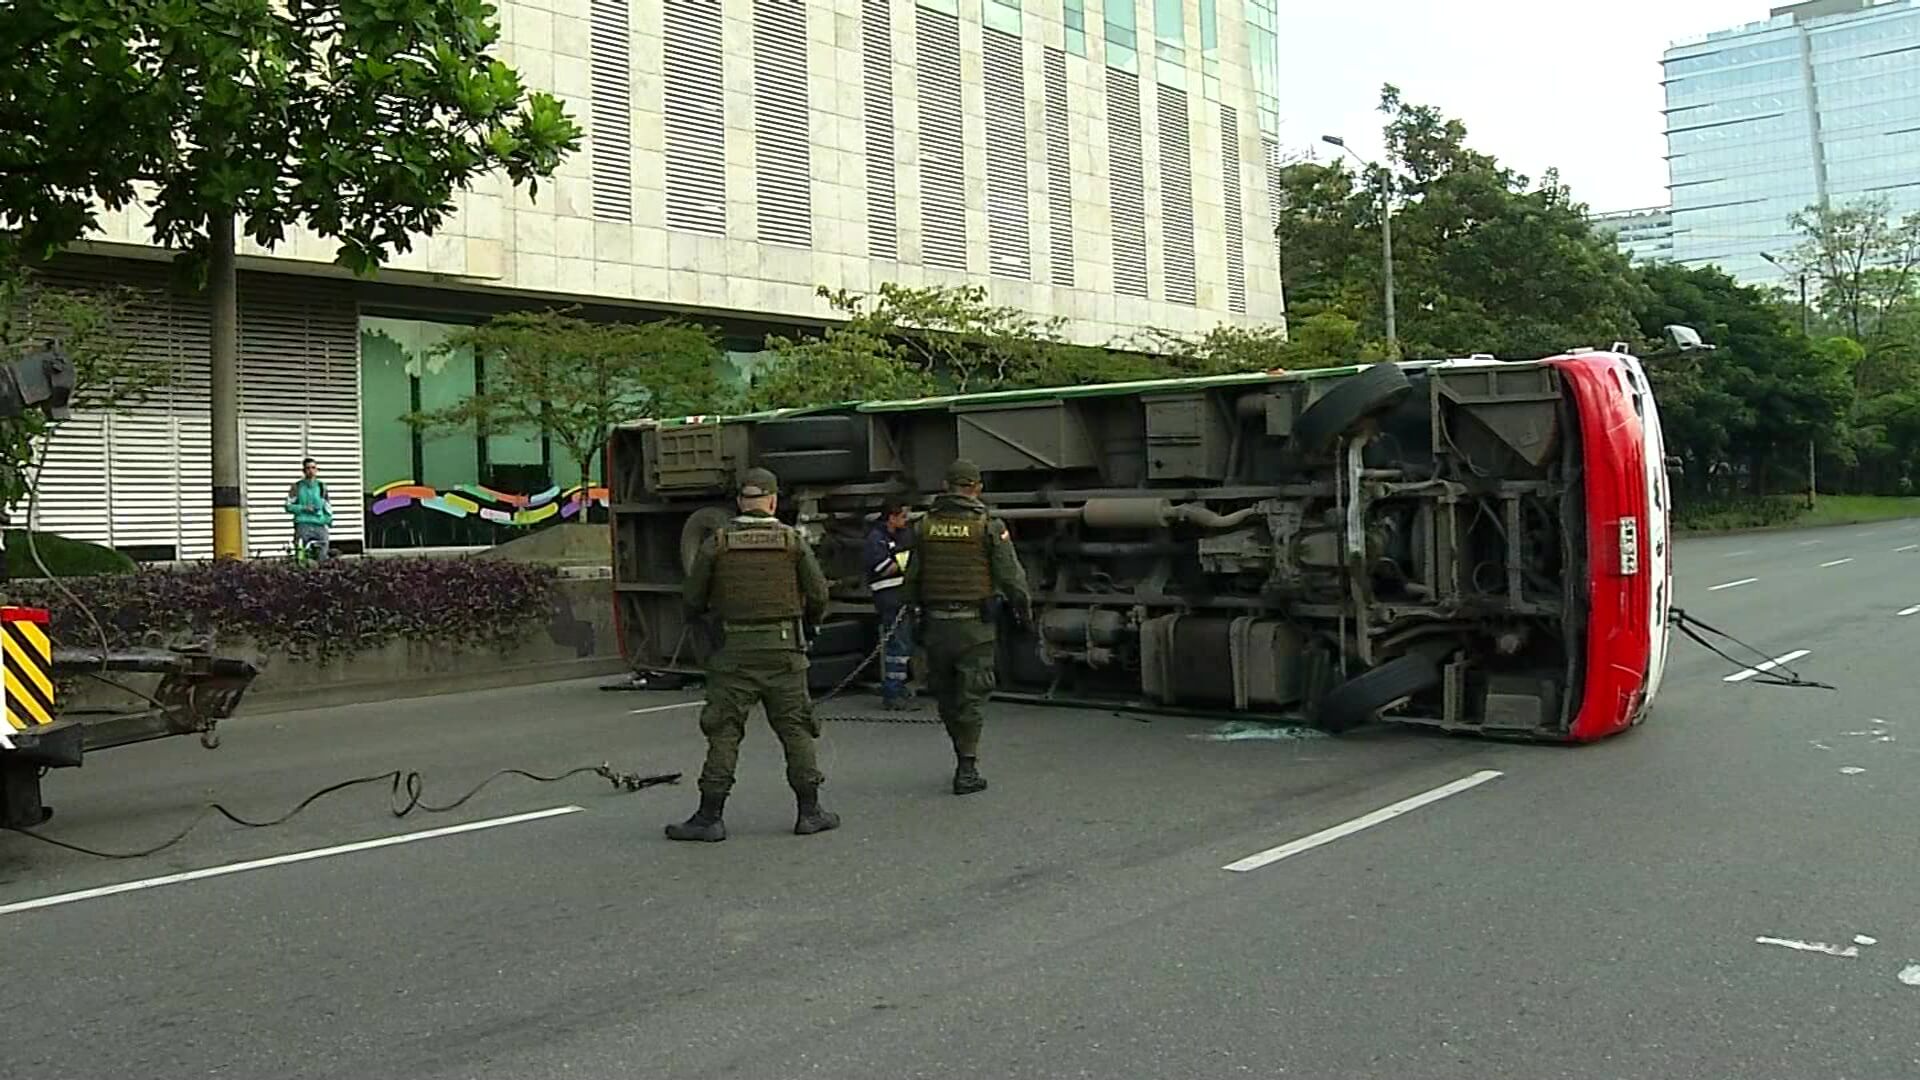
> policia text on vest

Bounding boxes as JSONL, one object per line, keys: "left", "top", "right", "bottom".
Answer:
{"left": 900, "top": 458, "right": 1033, "bottom": 797}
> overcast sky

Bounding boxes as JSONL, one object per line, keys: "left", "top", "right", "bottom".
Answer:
{"left": 1272, "top": 0, "right": 1770, "bottom": 213}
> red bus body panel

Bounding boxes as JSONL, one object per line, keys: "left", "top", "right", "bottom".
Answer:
{"left": 1551, "top": 354, "right": 1655, "bottom": 742}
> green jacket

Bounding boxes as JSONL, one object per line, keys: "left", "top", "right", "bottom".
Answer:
{"left": 683, "top": 510, "right": 831, "bottom": 652}
{"left": 285, "top": 478, "right": 333, "bottom": 528}
{"left": 900, "top": 494, "right": 1033, "bottom": 619}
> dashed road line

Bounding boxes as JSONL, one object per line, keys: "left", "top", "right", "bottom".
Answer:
{"left": 1799, "top": 540, "right": 1825, "bottom": 547}
{"left": 1223, "top": 771, "right": 1505, "bottom": 873}
{"left": 1709, "top": 578, "right": 1759, "bottom": 591}
{"left": 1724, "top": 650, "right": 1813, "bottom": 683}
{"left": 1723, "top": 550, "right": 1754, "bottom": 558}
{"left": 1899, "top": 605, "right": 1920, "bottom": 617}
{"left": 1898, "top": 544, "right": 1919, "bottom": 553}
{"left": 1820, "top": 558, "right": 1855, "bottom": 568}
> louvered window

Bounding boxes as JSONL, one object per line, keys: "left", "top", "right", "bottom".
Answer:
{"left": 863, "top": 0, "right": 898, "bottom": 260}
{"left": 916, "top": 4, "right": 967, "bottom": 272}
{"left": 663, "top": 0, "right": 726, "bottom": 234}
{"left": 982, "top": 28, "right": 1030, "bottom": 280}
{"left": 1043, "top": 46, "right": 1074, "bottom": 288}
{"left": 30, "top": 264, "right": 214, "bottom": 559}
{"left": 753, "top": 0, "right": 811, "bottom": 247}
{"left": 1107, "top": 70, "right": 1149, "bottom": 299}
{"left": 26, "top": 259, "right": 357, "bottom": 560}
{"left": 1263, "top": 133, "right": 1283, "bottom": 226}
{"left": 589, "top": 0, "right": 632, "bottom": 222}
{"left": 236, "top": 275, "right": 361, "bottom": 558}
{"left": 1220, "top": 103, "right": 1248, "bottom": 314}
{"left": 1158, "top": 83, "right": 1196, "bottom": 306}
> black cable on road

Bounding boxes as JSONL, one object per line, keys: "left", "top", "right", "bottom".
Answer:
{"left": 2, "top": 763, "right": 681, "bottom": 860}
{"left": 1671, "top": 607, "right": 1836, "bottom": 691}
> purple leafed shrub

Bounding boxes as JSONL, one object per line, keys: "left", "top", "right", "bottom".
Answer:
{"left": 7, "top": 557, "right": 560, "bottom": 666}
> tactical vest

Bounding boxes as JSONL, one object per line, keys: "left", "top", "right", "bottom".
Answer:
{"left": 915, "top": 508, "right": 993, "bottom": 603}
{"left": 710, "top": 520, "right": 804, "bottom": 622}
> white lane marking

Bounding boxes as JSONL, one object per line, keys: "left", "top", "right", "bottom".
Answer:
{"left": 1724, "top": 649, "right": 1812, "bottom": 683}
{"left": 1723, "top": 550, "right": 1754, "bottom": 558}
{"left": 1799, "top": 540, "right": 1824, "bottom": 547}
{"left": 1856, "top": 935, "right": 1879, "bottom": 946}
{"left": 1897, "top": 544, "right": 1919, "bottom": 553}
{"left": 1756, "top": 936, "right": 1859, "bottom": 958}
{"left": 1841, "top": 767, "right": 1867, "bottom": 776}
{"left": 629, "top": 702, "right": 702, "bottom": 716}
{"left": 1709, "top": 578, "right": 1759, "bottom": 591}
{"left": 1899, "top": 605, "right": 1920, "bottom": 617}
{"left": 1900, "top": 965, "right": 1920, "bottom": 987}
{"left": 1820, "top": 558, "right": 1855, "bottom": 568}
{"left": 0, "top": 806, "right": 583, "bottom": 917}
{"left": 1223, "top": 770, "right": 1504, "bottom": 873}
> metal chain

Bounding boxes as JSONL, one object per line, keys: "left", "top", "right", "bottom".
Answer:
{"left": 810, "top": 605, "right": 946, "bottom": 725}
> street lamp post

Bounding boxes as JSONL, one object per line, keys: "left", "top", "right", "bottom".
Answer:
{"left": 1760, "top": 251, "right": 1810, "bottom": 337}
{"left": 1322, "top": 135, "right": 1397, "bottom": 357}
{"left": 1759, "top": 251, "right": 1817, "bottom": 509}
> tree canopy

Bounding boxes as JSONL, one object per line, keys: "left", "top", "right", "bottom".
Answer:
{"left": 0, "top": 0, "right": 581, "bottom": 273}
{"left": 407, "top": 311, "right": 731, "bottom": 486}
{"left": 1275, "top": 85, "right": 1648, "bottom": 361}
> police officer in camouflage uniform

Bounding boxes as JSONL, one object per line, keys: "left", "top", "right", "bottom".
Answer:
{"left": 667, "top": 467, "right": 840, "bottom": 842}
{"left": 900, "top": 459, "right": 1032, "bottom": 795}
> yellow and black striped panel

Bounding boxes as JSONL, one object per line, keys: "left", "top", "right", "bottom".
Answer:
{"left": 3, "top": 619, "right": 55, "bottom": 731}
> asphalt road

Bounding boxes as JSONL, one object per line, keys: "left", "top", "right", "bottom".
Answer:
{"left": 5, "top": 519, "right": 1920, "bottom": 1079}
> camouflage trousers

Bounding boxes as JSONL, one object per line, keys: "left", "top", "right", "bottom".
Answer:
{"left": 695, "top": 649, "right": 823, "bottom": 796}
{"left": 921, "top": 618, "right": 998, "bottom": 757}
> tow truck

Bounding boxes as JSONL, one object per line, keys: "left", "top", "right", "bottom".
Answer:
{"left": 0, "top": 345, "right": 258, "bottom": 830}
{"left": 605, "top": 338, "right": 1680, "bottom": 742}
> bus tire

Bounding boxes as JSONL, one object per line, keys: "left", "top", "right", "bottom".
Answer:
{"left": 679, "top": 505, "right": 735, "bottom": 576}
{"left": 756, "top": 414, "right": 866, "bottom": 453}
{"left": 807, "top": 652, "right": 869, "bottom": 692}
{"left": 808, "top": 618, "right": 872, "bottom": 657}
{"left": 758, "top": 448, "right": 867, "bottom": 485}
{"left": 1312, "top": 652, "right": 1441, "bottom": 734}
{"left": 1293, "top": 362, "right": 1414, "bottom": 458}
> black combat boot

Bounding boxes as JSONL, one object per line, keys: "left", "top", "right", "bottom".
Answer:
{"left": 792, "top": 786, "right": 842, "bottom": 835}
{"left": 952, "top": 756, "right": 988, "bottom": 796}
{"left": 665, "top": 792, "right": 728, "bottom": 842}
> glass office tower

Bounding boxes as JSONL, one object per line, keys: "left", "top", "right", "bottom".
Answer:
{"left": 1665, "top": 0, "right": 1920, "bottom": 284}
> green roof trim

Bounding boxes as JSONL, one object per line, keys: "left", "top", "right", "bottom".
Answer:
{"left": 634, "top": 362, "right": 1420, "bottom": 429}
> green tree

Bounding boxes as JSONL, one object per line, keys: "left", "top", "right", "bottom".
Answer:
{"left": 1790, "top": 197, "right": 1920, "bottom": 343}
{"left": 408, "top": 311, "right": 733, "bottom": 488}
{"left": 1122, "top": 316, "right": 1370, "bottom": 375}
{"left": 747, "top": 285, "right": 1136, "bottom": 408}
{"left": 1, "top": 0, "right": 582, "bottom": 556}
{"left": 1273, "top": 85, "right": 1647, "bottom": 361}
{"left": 0, "top": 265, "right": 178, "bottom": 508}
{"left": 1633, "top": 263, "right": 1850, "bottom": 498}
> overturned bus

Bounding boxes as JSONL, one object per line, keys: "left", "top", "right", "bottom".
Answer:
{"left": 607, "top": 348, "right": 1673, "bottom": 742}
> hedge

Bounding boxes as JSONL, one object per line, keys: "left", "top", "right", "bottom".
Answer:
{"left": 5, "top": 557, "right": 559, "bottom": 665}
{"left": 4, "top": 530, "right": 136, "bottom": 579}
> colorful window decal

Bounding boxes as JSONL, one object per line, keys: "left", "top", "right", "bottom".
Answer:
{"left": 370, "top": 481, "right": 610, "bottom": 525}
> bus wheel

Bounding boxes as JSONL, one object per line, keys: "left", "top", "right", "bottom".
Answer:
{"left": 1292, "top": 362, "right": 1414, "bottom": 459}
{"left": 1312, "top": 652, "right": 1441, "bottom": 734}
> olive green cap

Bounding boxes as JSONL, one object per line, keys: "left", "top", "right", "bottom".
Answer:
{"left": 945, "top": 458, "right": 982, "bottom": 486}
{"left": 739, "top": 467, "right": 779, "bottom": 497}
